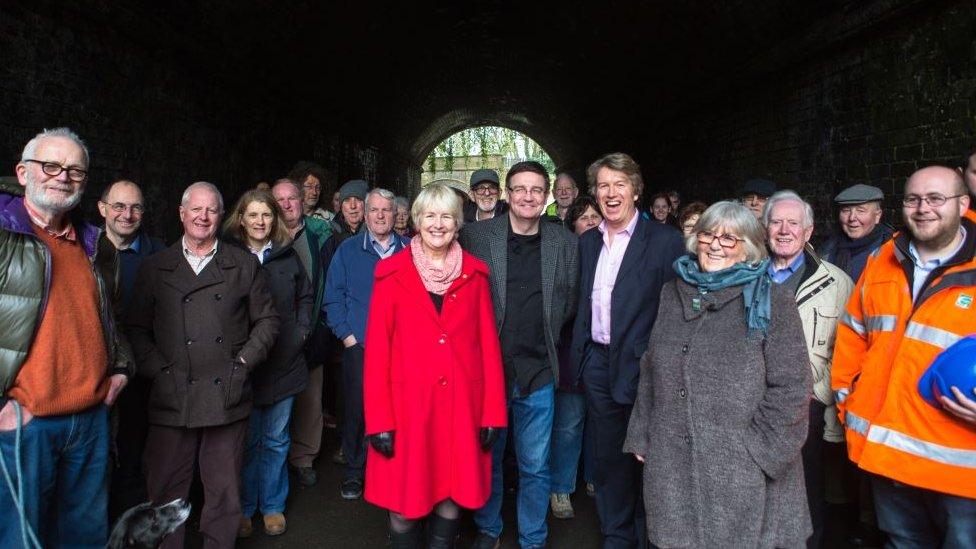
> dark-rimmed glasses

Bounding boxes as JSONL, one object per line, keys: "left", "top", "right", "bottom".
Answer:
{"left": 24, "top": 159, "right": 87, "bottom": 182}
{"left": 101, "top": 201, "right": 145, "bottom": 215}
{"left": 697, "top": 231, "right": 744, "bottom": 248}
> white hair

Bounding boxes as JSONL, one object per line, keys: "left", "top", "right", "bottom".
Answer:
{"left": 685, "top": 200, "right": 768, "bottom": 264}
{"left": 412, "top": 183, "right": 463, "bottom": 230}
{"left": 22, "top": 127, "right": 90, "bottom": 167}
{"left": 181, "top": 181, "right": 224, "bottom": 213}
{"left": 366, "top": 188, "right": 395, "bottom": 207}
{"left": 762, "top": 190, "right": 815, "bottom": 228}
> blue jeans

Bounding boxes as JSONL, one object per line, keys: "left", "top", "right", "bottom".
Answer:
{"left": 871, "top": 474, "right": 976, "bottom": 548}
{"left": 474, "top": 382, "right": 554, "bottom": 548}
{"left": 241, "top": 396, "right": 295, "bottom": 515}
{"left": 550, "top": 391, "right": 590, "bottom": 494}
{"left": 0, "top": 404, "right": 109, "bottom": 548}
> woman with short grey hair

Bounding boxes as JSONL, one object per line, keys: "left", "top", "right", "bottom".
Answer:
{"left": 625, "top": 200, "right": 813, "bottom": 547}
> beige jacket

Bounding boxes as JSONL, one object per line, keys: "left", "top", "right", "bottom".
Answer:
{"left": 794, "top": 249, "right": 854, "bottom": 442}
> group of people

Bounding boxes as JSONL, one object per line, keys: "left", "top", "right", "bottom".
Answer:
{"left": 0, "top": 126, "right": 974, "bottom": 549}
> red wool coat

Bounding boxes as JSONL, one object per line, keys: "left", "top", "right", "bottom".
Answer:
{"left": 363, "top": 249, "right": 507, "bottom": 519}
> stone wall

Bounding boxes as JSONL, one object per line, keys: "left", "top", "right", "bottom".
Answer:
{"left": 644, "top": 0, "right": 976, "bottom": 234}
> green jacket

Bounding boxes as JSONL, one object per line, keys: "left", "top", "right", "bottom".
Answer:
{"left": 0, "top": 182, "right": 132, "bottom": 402}
{"left": 302, "top": 215, "right": 332, "bottom": 326}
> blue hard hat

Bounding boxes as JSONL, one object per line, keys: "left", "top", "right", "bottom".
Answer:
{"left": 918, "top": 335, "right": 976, "bottom": 409}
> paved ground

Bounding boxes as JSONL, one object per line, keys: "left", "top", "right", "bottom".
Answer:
{"left": 184, "top": 431, "right": 874, "bottom": 548}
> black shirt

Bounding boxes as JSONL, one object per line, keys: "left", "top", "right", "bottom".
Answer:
{"left": 500, "top": 227, "right": 551, "bottom": 396}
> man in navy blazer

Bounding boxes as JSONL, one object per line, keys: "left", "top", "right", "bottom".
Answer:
{"left": 570, "top": 153, "right": 685, "bottom": 548}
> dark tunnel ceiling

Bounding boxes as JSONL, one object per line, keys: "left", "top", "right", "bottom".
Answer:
{"left": 93, "top": 0, "right": 901, "bottom": 167}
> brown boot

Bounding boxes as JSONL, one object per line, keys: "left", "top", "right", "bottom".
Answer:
{"left": 263, "top": 513, "right": 287, "bottom": 536}
{"left": 237, "top": 516, "right": 253, "bottom": 538}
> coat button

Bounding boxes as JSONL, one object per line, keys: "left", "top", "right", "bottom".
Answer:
{"left": 185, "top": 339, "right": 193, "bottom": 346}
{"left": 679, "top": 388, "right": 687, "bottom": 398}
{"left": 684, "top": 436, "right": 692, "bottom": 445}
{"left": 183, "top": 296, "right": 192, "bottom": 303}
{"left": 215, "top": 337, "right": 223, "bottom": 343}
{"left": 681, "top": 344, "right": 689, "bottom": 354}
{"left": 450, "top": 294, "right": 457, "bottom": 300}
{"left": 188, "top": 378, "right": 196, "bottom": 385}
{"left": 438, "top": 376, "right": 447, "bottom": 386}
{"left": 461, "top": 274, "right": 468, "bottom": 279}
{"left": 438, "top": 338, "right": 445, "bottom": 344}
{"left": 214, "top": 294, "right": 222, "bottom": 300}
{"left": 214, "top": 378, "right": 222, "bottom": 385}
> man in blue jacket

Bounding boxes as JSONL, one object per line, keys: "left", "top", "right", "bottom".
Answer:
{"left": 570, "top": 153, "right": 685, "bottom": 548}
{"left": 324, "top": 187, "right": 409, "bottom": 500}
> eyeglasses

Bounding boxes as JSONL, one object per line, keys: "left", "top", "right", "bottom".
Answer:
{"left": 697, "top": 231, "right": 744, "bottom": 248}
{"left": 24, "top": 159, "right": 87, "bottom": 182}
{"left": 101, "top": 201, "right": 145, "bottom": 215}
{"left": 302, "top": 183, "right": 320, "bottom": 192}
{"left": 473, "top": 185, "right": 499, "bottom": 196}
{"left": 902, "top": 193, "right": 964, "bottom": 208}
{"left": 507, "top": 186, "right": 546, "bottom": 198}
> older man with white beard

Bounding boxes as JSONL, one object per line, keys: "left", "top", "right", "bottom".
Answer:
{"left": 0, "top": 128, "right": 132, "bottom": 547}
{"left": 464, "top": 169, "right": 509, "bottom": 223}
{"left": 763, "top": 191, "right": 853, "bottom": 548}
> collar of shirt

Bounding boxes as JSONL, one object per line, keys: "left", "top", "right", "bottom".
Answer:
{"left": 248, "top": 240, "right": 273, "bottom": 264}
{"left": 24, "top": 199, "right": 76, "bottom": 241}
{"left": 182, "top": 236, "right": 218, "bottom": 259}
{"left": 768, "top": 253, "right": 805, "bottom": 284}
{"left": 907, "top": 227, "right": 967, "bottom": 270}
{"left": 598, "top": 209, "right": 639, "bottom": 245}
{"left": 367, "top": 231, "right": 398, "bottom": 258}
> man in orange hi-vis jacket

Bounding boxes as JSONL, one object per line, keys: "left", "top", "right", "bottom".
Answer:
{"left": 832, "top": 165, "right": 976, "bottom": 547}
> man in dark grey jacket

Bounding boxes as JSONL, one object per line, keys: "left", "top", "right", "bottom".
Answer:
{"left": 460, "top": 161, "right": 578, "bottom": 549}
{"left": 127, "top": 182, "right": 279, "bottom": 549}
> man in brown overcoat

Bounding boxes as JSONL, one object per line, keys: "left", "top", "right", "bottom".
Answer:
{"left": 126, "top": 181, "right": 279, "bottom": 548}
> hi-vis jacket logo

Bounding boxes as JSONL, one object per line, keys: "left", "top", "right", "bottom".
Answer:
{"left": 956, "top": 294, "right": 973, "bottom": 309}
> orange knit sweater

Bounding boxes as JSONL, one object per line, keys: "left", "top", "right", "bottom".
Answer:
{"left": 7, "top": 227, "right": 109, "bottom": 415}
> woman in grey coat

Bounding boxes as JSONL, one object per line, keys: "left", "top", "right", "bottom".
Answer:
{"left": 624, "top": 201, "right": 812, "bottom": 548}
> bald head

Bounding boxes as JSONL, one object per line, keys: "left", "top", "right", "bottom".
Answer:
{"left": 907, "top": 166, "right": 967, "bottom": 197}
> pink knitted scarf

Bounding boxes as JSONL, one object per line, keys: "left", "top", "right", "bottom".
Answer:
{"left": 410, "top": 237, "right": 463, "bottom": 295}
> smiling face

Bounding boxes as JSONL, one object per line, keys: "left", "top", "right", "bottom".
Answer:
{"left": 395, "top": 204, "right": 409, "bottom": 230}
{"left": 342, "top": 196, "right": 365, "bottom": 228}
{"left": 594, "top": 167, "right": 639, "bottom": 230}
{"left": 418, "top": 208, "right": 459, "bottom": 253}
{"left": 98, "top": 181, "right": 144, "bottom": 242}
{"left": 272, "top": 182, "right": 303, "bottom": 228}
{"left": 553, "top": 175, "right": 578, "bottom": 208}
{"left": 697, "top": 226, "right": 748, "bottom": 272}
{"left": 365, "top": 193, "right": 394, "bottom": 239}
{"left": 681, "top": 214, "right": 699, "bottom": 236}
{"left": 179, "top": 187, "right": 221, "bottom": 243}
{"left": 766, "top": 199, "right": 813, "bottom": 264}
{"left": 507, "top": 171, "right": 548, "bottom": 223}
{"left": 240, "top": 200, "right": 274, "bottom": 245}
{"left": 471, "top": 182, "right": 500, "bottom": 213}
{"left": 573, "top": 205, "right": 603, "bottom": 235}
{"left": 17, "top": 136, "right": 87, "bottom": 216}
{"left": 838, "top": 202, "right": 882, "bottom": 240}
{"left": 651, "top": 197, "right": 670, "bottom": 222}
{"left": 903, "top": 167, "right": 969, "bottom": 253}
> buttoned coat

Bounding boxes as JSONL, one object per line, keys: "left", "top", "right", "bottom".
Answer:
{"left": 458, "top": 214, "right": 578, "bottom": 384}
{"left": 126, "top": 242, "right": 279, "bottom": 428}
{"left": 570, "top": 215, "right": 686, "bottom": 404}
{"left": 363, "top": 249, "right": 507, "bottom": 519}
{"left": 624, "top": 278, "right": 812, "bottom": 548}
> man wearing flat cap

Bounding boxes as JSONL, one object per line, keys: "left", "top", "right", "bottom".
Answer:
{"left": 820, "top": 184, "right": 894, "bottom": 283}
{"left": 740, "top": 178, "right": 778, "bottom": 219}
{"left": 465, "top": 168, "right": 509, "bottom": 223}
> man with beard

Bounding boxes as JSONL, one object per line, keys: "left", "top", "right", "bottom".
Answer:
{"left": 820, "top": 184, "right": 894, "bottom": 283}
{"left": 544, "top": 173, "right": 579, "bottom": 222}
{"left": 833, "top": 166, "right": 976, "bottom": 547}
{"left": 0, "top": 128, "right": 132, "bottom": 546}
{"left": 763, "top": 191, "right": 853, "bottom": 548}
{"left": 98, "top": 179, "right": 166, "bottom": 521}
{"left": 464, "top": 169, "right": 509, "bottom": 223}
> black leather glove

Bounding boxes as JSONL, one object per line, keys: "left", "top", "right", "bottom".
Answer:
{"left": 479, "top": 427, "right": 500, "bottom": 452}
{"left": 370, "top": 431, "right": 395, "bottom": 458}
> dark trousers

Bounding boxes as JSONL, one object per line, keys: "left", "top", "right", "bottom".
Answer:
{"left": 801, "top": 400, "right": 827, "bottom": 548}
{"left": 582, "top": 342, "right": 645, "bottom": 549}
{"left": 144, "top": 420, "right": 247, "bottom": 549}
{"left": 109, "top": 376, "right": 151, "bottom": 521}
{"left": 871, "top": 474, "right": 976, "bottom": 548}
{"left": 341, "top": 343, "right": 367, "bottom": 479}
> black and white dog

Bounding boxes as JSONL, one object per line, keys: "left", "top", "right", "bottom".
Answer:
{"left": 107, "top": 499, "right": 191, "bottom": 549}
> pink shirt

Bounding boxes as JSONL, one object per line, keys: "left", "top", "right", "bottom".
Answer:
{"left": 591, "top": 211, "right": 640, "bottom": 344}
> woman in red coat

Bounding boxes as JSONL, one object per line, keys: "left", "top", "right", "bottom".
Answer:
{"left": 363, "top": 182, "right": 507, "bottom": 548}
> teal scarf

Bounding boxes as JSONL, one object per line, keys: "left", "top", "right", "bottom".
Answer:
{"left": 673, "top": 254, "right": 772, "bottom": 334}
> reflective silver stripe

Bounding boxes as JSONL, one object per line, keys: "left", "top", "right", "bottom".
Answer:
{"left": 846, "top": 410, "right": 869, "bottom": 436}
{"left": 841, "top": 312, "right": 866, "bottom": 336}
{"left": 866, "top": 425, "right": 976, "bottom": 469}
{"left": 864, "top": 315, "right": 897, "bottom": 333}
{"left": 835, "top": 388, "right": 850, "bottom": 403}
{"left": 904, "top": 322, "right": 962, "bottom": 350}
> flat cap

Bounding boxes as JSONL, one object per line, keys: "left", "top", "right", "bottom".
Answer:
{"left": 338, "top": 179, "right": 369, "bottom": 203}
{"left": 740, "top": 178, "right": 777, "bottom": 197}
{"left": 834, "top": 184, "right": 884, "bottom": 205}
{"left": 470, "top": 169, "right": 500, "bottom": 189}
